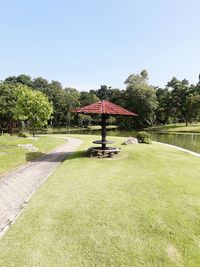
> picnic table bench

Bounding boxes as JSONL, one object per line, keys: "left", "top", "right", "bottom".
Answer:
{"left": 87, "top": 146, "right": 121, "bottom": 158}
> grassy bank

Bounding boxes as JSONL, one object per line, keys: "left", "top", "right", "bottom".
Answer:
{"left": 148, "top": 122, "right": 200, "bottom": 133}
{"left": 0, "top": 135, "right": 65, "bottom": 175}
{"left": 36, "top": 125, "right": 118, "bottom": 134}
{"left": 0, "top": 134, "right": 200, "bottom": 266}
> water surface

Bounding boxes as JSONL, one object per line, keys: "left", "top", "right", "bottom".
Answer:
{"left": 66, "top": 129, "right": 200, "bottom": 154}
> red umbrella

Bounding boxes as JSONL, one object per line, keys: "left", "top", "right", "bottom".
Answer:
{"left": 73, "top": 100, "right": 137, "bottom": 150}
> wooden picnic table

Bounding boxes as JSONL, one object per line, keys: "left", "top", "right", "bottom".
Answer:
{"left": 87, "top": 146, "right": 121, "bottom": 158}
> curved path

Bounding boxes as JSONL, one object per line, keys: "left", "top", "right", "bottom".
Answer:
{"left": 0, "top": 137, "right": 82, "bottom": 237}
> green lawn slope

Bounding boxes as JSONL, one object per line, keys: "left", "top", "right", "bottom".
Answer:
{"left": 0, "top": 135, "right": 65, "bottom": 175}
{"left": 0, "top": 135, "right": 200, "bottom": 266}
{"left": 148, "top": 122, "right": 200, "bottom": 133}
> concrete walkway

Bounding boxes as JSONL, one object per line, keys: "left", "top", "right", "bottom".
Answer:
{"left": 0, "top": 137, "right": 82, "bottom": 237}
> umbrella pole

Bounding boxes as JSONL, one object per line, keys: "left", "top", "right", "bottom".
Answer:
{"left": 101, "top": 114, "right": 106, "bottom": 149}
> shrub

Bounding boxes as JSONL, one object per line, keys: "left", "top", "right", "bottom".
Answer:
{"left": 18, "top": 131, "right": 28, "bottom": 138}
{"left": 136, "top": 131, "right": 151, "bottom": 144}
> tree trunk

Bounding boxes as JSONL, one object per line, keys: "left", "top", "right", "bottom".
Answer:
{"left": 8, "top": 120, "right": 14, "bottom": 134}
{"left": 174, "top": 116, "right": 177, "bottom": 126}
{"left": 101, "top": 114, "right": 106, "bottom": 149}
{"left": 32, "top": 127, "right": 35, "bottom": 137}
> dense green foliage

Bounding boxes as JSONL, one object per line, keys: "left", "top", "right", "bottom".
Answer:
{"left": 0, "top": 83, "right": 53, "bottom": 135}
{"left": 14, "top": 86, "right": 53, "bottom": 136}
{"left": 123, "top": 71, "right": 158, "bottom": 127}
{"left": 0, "top": 83, "right": 18, "bottom": 132}
{"left": 0, "top": 71, "right": 200, "bottom": 132}
{"left": 1, "top": 135, "right": 200, "bottom": 266}
{"left": 136, "top": 131, "right": 151, "bottom": 144}
{"left": 156, "top": 77, "right": 200, "bottom": 125}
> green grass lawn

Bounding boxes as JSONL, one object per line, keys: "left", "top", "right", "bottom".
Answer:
{"left": 0, "top": 134, "right": 200, "bottom": 266}
{"left": 0, "top": 134, "right": 65, "bottom": 175}
{"left": 148, "top": 122, "right": 200, "bottom": 133}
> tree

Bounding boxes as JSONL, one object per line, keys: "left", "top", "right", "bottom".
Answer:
{"left": 186, "top": 94, "right": 200, "bottom": 123}
{"left": 125, "top": 69, "right": 148, "bottom": 85}
{"left": 109, "top": 88, "right": 125, "bottom": 106}
{"left": 91, "top": 85, "right": 112, "bottom": 100}
{"left": 80, "top": 91, "right": 99, "bottom": 106}
{"left": 5, "top": 74, "right": 33, "bottom": 87}
{"left": 32, "top": 79, "right": 80, "bottom": 127}
{"left": 0, "top": 82, "right": 19, "bottom": 132}
{"left": 195, "top": 75, "right": 200, "bottom": 94}
{"left": 167, "top": 77, "right": 191, "bottom": 125}
{"left": 32, "top": 79, "right": 64, "bottom": 126}
{"left": 32, "top": 77, "right": 49, "bottom": 89}
{"left": 63, "top": 88, "right": 80, "bottom": 127}
{"left": 77, "top": 114, "right": 92, "bottom": 128}
{"left": 155, "top": 87, "right": 171, "bottom": 124}
{"left": 14, "top": 85, "right": 53, "bottom": 136}
{"left": 124, "top": 70, "right": 158, "bottom": 127}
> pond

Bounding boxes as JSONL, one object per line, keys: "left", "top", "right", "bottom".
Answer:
{"left": 65, "top": 129, "right": 200, "bottom": 154}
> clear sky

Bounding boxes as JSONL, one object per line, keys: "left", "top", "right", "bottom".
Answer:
{"left": 0, "top": 0, "right": 200, "bottom": 90}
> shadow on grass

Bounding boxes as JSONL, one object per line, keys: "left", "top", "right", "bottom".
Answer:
{"left": 26, "top": 152, "right": 44, "bottom": 161}
{"left": 26, "top": 150, "right": 87, "bottom": 162}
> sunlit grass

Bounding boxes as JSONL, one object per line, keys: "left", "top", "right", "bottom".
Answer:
{"left": 148, "top": 122, "right": 200, "bottom": 133}
{"left": 0, "top": 134, "right": 65, "bottom": 175}
{"left": 0, "top": 134, "right": 200, "bottom": 266}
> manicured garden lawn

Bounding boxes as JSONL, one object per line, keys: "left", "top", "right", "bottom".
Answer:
{"left": 0, "top": 135, "right": 65, "bottom": 175}
{"left": 148, "top": 122, "right": 200, "bottom": 133}
{"left": 0, "top": 134, "right": 200, "bottom": 266}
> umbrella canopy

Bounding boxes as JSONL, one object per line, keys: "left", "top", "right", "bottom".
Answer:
{"left": 73, "top": 100, "right": 137, "bottom": 149}
{"left": 74, "top": 100, "right": 137, "bottom": 116}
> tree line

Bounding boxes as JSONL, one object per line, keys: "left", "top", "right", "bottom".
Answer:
{"left": 0, "top": 71, "right": 200, "bottom": 133}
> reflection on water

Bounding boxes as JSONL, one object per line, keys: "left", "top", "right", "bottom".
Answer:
{"left": 37, "top": 128, "right": 200, "bottom": 154}
{"left": 151, "top": 132, "right": 200, "bottom": 154}
{"left": 64, "top": 129, "right": 200, "bottom": 154}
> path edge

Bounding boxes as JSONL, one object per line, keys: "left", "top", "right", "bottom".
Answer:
{"left": 153, "top": 141, "right": 200, "bottom": 158}
{"left": 0, "top": 136, "right": 69, "bottom": 181}
{"left": 0, "top": 137, "right": 82, "bottom": 239}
